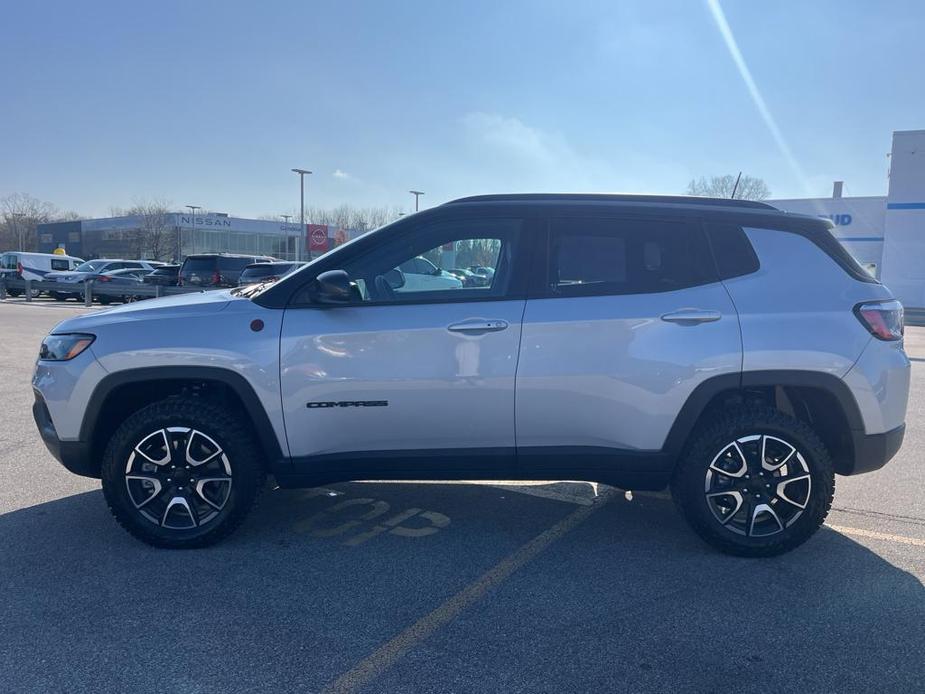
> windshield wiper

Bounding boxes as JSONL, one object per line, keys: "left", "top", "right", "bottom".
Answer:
{"left": 232, "top": 281, "right": 272, "bottom": 298}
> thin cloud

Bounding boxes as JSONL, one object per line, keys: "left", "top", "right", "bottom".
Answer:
{"left": 460, "top": 112, "right": 615, "bottom": 189}
{"left": 332, "top": 169, "right": 351, "bottom": 180}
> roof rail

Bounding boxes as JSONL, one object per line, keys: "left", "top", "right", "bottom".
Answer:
{"left": 444, "top": 193, "right": 777, "bottom": 210}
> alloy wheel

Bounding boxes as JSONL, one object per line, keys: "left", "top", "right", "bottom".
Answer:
{"left": 124, "top": 427, "right": 233, "bottom": 530}
{"left": 704, "top": 434, "right": 812, "bottom": 537}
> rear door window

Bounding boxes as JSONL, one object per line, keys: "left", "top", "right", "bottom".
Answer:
{"left": 50, "top": 258, "right": 70, "bottom": 271}
{"left": 543, "top": 218, "right": 717, "bottom": 296}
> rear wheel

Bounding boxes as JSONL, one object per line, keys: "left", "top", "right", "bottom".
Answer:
{"left": 101, "top": 398, "right": 265, "bottom": 548}
{"left": 51, "top": 292, "right": 68, "bottom": 301}
{"left": 671, "top": 407, "right": 834, "bottom": 557}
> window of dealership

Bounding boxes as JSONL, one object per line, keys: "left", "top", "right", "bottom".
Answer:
{"left": 38, "top": 213, "right": 306, "bottom": 262}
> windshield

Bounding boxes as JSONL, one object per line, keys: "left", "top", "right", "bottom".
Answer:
{"left": 245, "top": 218, "right": 403, "bottom": 300}
{"left": 241, "top": 264, "right": 290, "bottom": 279}
{"left": 74, "top": 260, "right": 110, "bottom": 272}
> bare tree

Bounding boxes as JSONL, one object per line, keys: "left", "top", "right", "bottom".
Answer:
{"left": 687, "top": 174, "right": 770, "bottom": 200}
{"left": 0, "top": 192, "right": 60, "bottom": 251}
{"left": 123, "top": 198, "right": 176, "bottom": 261}
{"left": 282, "top": 204, "right": 407, "bottom": 233}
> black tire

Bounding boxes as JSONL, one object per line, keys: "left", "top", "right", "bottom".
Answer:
{"left": 671, "top": 406, "right": 834, "bottom": 557}
{"left": 97, "top": 295, "right": 111, "bottom": 305}
{"left": 101, "top": 398, "right": 265, "bottom": 548}
{"left": 51, "top": 292, "right": 67, "bottom": 301}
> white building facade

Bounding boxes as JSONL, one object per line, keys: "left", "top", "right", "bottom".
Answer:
{"left": 770, "top": 129, "right": 925, "bottom": 308}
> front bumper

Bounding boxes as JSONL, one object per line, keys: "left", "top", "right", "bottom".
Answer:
{"left": 848, "top": 423, "right": 905, "bottom": 475}
{"left": 32, "top": 391, "right": 98, "bottom": 478}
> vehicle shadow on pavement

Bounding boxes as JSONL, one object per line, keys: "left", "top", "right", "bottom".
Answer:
{"left": 0, "top": 483, "right": 922, "bottom": 694}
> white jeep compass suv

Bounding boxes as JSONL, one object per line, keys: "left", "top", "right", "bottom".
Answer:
{"left": 32, "top": 194, "right": 910, "bottom": 556}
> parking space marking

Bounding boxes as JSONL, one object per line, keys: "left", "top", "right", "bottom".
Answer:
{"left": 320, "top": 486, "right": 617, "bottom": 694}
{"left": 291, "top": 493, "right": 451, "bottom": 546}
{"left": 826, "top": 524, "right": 925, "bottom": 548}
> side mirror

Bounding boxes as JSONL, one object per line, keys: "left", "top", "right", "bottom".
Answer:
{"left": 383, "top": 268, "right": 405, "bottom": 289}
{"left": 311, "top": 269, "right": 354, "bottom": 304}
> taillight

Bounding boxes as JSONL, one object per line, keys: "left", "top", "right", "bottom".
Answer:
{"left": 212, "top": 271, "right": 221, "bottom": 285}
{"left": 98, "top": 275, "right": 111, "bottom": 282}
{"left": 854, "top": 300, "right": 904, "bottom": 341}
{"left": 17, "top": 262, "right": 23, "bottom": 276}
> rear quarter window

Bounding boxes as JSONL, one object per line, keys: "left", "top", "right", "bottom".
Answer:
{"left": 50, "top": 258, "right": 70, "bottom": 271}
{"left": 705, "top": 223, "right": 760, "bottom": 279}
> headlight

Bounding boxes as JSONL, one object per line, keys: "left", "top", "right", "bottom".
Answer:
{"left": 39, "top": 333, "right": 95, "bottom": 361}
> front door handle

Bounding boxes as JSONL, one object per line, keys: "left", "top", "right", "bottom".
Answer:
{"left": 447, "top": 319, "right": 509, "bottom": 333}
{"left": 660, "top": 309, "right": 722, "bottom": 325}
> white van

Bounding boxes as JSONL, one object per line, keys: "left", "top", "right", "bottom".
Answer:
{"left": 0, "top": 251, "right": 84, "bottom": 297}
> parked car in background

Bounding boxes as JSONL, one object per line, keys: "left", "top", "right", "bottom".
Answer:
{"left": 179, "top": 254, "right": 275, "bottom": 288}
{"left": 449, "top": 268, "right": 490, "bottom": 287}
{"left": 397, "top": 255, "right": 463, "bottom": 292}
{"left": 143, "top": 264, "right": 180, "bottom": 287}
{"left": 46, "top": 259, "right": 161, "bottom": 301}
{"left": 92, "top": 268, "right": 151, "bottom": 305}
{"left": 237, "top": 261, "right": 305, "bottom": 287}
{"left": 469, "top": 265, "right": 495, "bottom": 280}
{"left": 0, "top": 251, "right": 84, "bottom": 297}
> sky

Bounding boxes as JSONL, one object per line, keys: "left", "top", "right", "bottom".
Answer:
{"left": 2, "top": 0, "right": 924, "bottom": 218}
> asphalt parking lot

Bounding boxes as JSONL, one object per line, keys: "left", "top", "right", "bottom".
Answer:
{"left": 1, "top": 298, "right": 923, "bottom": 693}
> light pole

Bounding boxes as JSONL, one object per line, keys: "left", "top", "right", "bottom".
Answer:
{"left": 409, "top": 190, "right": 424, "bottom": 212}
{"left": 12, "top": 213, "right": 26, "bottom": 251}
{"left": 291, "top": 168, "right": 312, "bottom": 261}
{"left": 184, "top": 205, "right": 201, "bottom": 260}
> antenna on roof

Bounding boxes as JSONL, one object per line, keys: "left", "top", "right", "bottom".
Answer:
{"left": 730, "top": 171, "right": 742, "bottom": 199}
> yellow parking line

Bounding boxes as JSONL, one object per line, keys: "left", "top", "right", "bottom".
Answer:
{"left": 826, "top": 523, "right": 925, "bottom": 547}
{"left": 321, "top": 487, "right": 617, "bottom": 694}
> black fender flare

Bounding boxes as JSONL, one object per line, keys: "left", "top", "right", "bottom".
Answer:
{"left": 80, "top": 366, "right": 284, "bottom": 462}
{"left": 662, "top": 370, "right": 864, "bottom": 459}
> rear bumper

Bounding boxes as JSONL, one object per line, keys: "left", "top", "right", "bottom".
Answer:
{"left": 847, "top": 423, "right": 905, "bottom": 475}
{"left": 32, "top": 391, "right": 98, "bottom": 478}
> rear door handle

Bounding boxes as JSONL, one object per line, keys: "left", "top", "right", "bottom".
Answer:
{"left": 447, "top": 319, "right": 509, "bottom": 333}
{"left": 660, "top": 309, "right": 722, "bottom": 325}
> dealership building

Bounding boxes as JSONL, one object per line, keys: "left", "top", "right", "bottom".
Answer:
{"left": 37, "top": 213, "right": 361, "bottom": 262}
{"left": 770, "top": 129, "right": 925, "bottom": 309}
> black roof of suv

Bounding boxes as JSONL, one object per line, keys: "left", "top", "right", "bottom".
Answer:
{"left": 445, "top": 193, "right": 777, "bottom": 210}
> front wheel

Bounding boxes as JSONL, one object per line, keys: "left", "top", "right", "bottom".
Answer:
{"left": 671, "top": 407, "right": 834, "bottom": 557}
{"left": 101, "top": 398, "right": 265, "bottom": 548}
